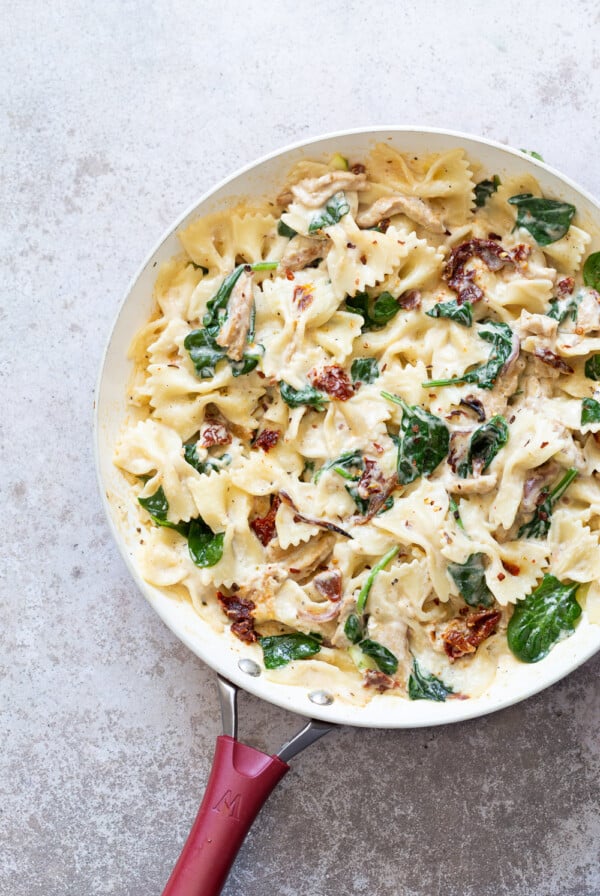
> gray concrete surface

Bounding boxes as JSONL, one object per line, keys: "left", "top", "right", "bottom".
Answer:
{"left": 2, "top": 2, "right": 600, "bottom": 894}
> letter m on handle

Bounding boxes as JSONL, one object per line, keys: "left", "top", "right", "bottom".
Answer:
{"left": 212, "top": 790, "right": 242, "bottom": 820}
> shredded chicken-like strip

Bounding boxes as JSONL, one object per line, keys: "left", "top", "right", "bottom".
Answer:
{"left": 289, "top": 171, "right": 368, "bottom": 208}
{"left": 280, "top": 235, "right": 330, "bottom": 271}
{"left": 356, "top": 193, "right": 446, "bottom": 233}
{"left": 215, "top": 270, "right": 253, "bottom": 361}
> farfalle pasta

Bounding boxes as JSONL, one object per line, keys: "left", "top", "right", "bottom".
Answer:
{"left": 114, "top": 143, "right": 600, "bottom": 704}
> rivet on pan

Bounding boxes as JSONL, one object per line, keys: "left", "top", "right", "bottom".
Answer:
{"left": 308, "top": 689, "right": 334, "bottom": 706}
{"left": 238, "top": 658, "right": 261, "bottom": 677}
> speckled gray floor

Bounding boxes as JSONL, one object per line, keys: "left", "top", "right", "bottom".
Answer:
{"left": 2, "top": 2, "right": 600, "bottom": 894}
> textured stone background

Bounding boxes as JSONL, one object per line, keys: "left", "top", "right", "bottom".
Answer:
{"left": 2, "top": 2, "right": 600, "bottom": 894}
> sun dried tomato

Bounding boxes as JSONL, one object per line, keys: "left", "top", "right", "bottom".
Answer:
{"left": 442, "top": 608, "right": 501, "bottom": 660}
{"left": 217, "top": 592, "right": 258, "bottom": 644}
{"left": 200, "top": 422, "right": 231, "bottom": 448}
{"left": 253, "top": 429, "right": 281, "bottom": 452}
{"left": 308, "top": 365, "right": 354, "bottom": 401}
{"left": 249, "top": 495, "right": 281, "bottom": 546}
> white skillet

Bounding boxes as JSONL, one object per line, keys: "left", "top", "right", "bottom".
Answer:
{"left": 95, "top": 127, "right": 600, "bottom": 895}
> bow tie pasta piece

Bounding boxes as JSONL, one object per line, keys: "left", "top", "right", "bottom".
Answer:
{"left": 542, "top": 225, "right": 591, "bottom": 275}
{"left": 548, "top": 510, "right": 600, "bottom": 583}
{"left": 326, "top": 221, "right": 411, "bottom": 296}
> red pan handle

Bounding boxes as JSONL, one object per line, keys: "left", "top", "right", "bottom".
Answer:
{"left": 161, "top": 735, "right": 289, "bottom": 896}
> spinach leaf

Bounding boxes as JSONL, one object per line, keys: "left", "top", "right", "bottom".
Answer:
{"left": 280, "top": 381, "right": 328, "bottom": 411}
{"left": 426, "top": 299, "right": 473, "bottom": 327}
{"left": 184, "top": 328, "right": 227, "bottom": 378}
{"left": 259, "top": 632, "right": 322, "bottom": 669}
{"left": 508, "top": 193, "right": 576, "bottom": 246}
{"left": 474, "top": 175, "right": 500, "bottom": 208}
{"left": 202, "top": 261, "right": 277, "bottom": 331}
{"left": 382, "top": 392, "right": 450, "bottom": 485}
{"left": 184, "top": 443, "right": 231, "bottom": 475}
{"left": 547, "top": 288, "right": 583, "bottom": 323}
{"left": 585, "top": 356, "right": 600, "bottom": 381}
{"left": 229, "top": 346, "right": 264, "bottom": 377}
{"left": 408, "top": 659, "right": 454, "bottom": 702}
{"left": 359, "top": 639, "right": 398, "bottom": 675}
{"left": 351, "top": 357, "right": 380, "bottom": 384}
{"left": 582, "top": 398, "right": 600, "bottom": 425}
{"left": 447, "top": 553, "right": 494, "bottom": 608}
{"left": 356, "top": 546, "right": 400, "bottom": 614}
{"left": 518, "top": 467, "right": 578, "bottom": 539}
{"left": 308, "top": 191, "right": 350, "bottom": 233}
{"left": 583, "top": 252, "right": 600, "bottom": 291}
{"left": 423, "top": 320, "right": 514, "bottom": 390}
{"left": 344, "top": 613, "right": 363, "bottom": 644}
{"left": 457, "top": 415, "right": 509, "bottom": 478}
{"left": 188, "top": 518, "right": 225, "bottom": 567}
{"left": 507, "top": 574, "right": 581, "bottom": 663}
{"left": 138, "top": 487, "right": 189, "bottom": 536}
{"left": 184, "top": 328, "right": 262, "bottom": 379}
{"left": 346, "top": 291, "right": 400, "bottom": 331}
{"left": 520, "top": 149, "right": 545, "bottom": 161}
{"left": 277, "top": 219, "right": 297, "bottom": 239}
{"left": 313, "top": 450, "right": 363, "bottom": 484}
{"left": 448, "top": 496, "right": 465, "bottom": 530}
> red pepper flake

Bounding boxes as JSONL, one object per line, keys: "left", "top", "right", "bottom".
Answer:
{"left": 497, "top": 572, "right": 506, "bottom": 581}
{"left": 308, "top": 365, "right": 354, "bottom": 401}
{"left": 360, "top": 254, "right": 367, "bottom": 265}
{"left": 501, "top": 560, "right": 520, "bottom": 576}
{"left": 253, "top": 429, "right": 281, "bottom": 452}
{"left": 249, "top": 495, "right": 281, "bottom": 546}
{"left": 285, "top": 269, "right": 295, "bottom": 281}
{"left": 350, "top": 163, "right": 366, "bottom": 175}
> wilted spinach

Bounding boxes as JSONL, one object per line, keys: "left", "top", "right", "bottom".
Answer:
{"left": 585, "top": 356, "right": 600, "bottom": 381}
{"left": 260, "top": 632, "right": 322, "bottom": 669}
{"left": 351, "top": 357, "right": 380, "bottom": 384}
{"left": 423, "top": 320, "right": 514, "bottom": 390}
{"left": 188, "top": 518, "right": 225, "bottom": 567}
{"left": 507, "top": 574, "right": 581, "bottom": 663}
{"left": 308, "top": 191, "right": 350, "bottom": 232}
{"left": 457, "top": 415, "right": 509, "bottom": 478}
{"left": 346, "top": 291, "right": 400, "bottom": 331}
{"left": 359, "top": 639, "right": 398, "bottom": 675}
{"left": 474, "top": 175, "right": 500, "bottom": 208}
{"left": 448, "top": 495, "right": 465, "bottom": 530}
{"left": 184, "top": 443, "right": 231, "bottom": 475}
{"left": 583, "top": 252, "right": 600, "bottom": 291}
{"left": 518, "top": 467, "right": 578, "bottom": 539}
{"left": 138, "top": 486, "right": 224, "bottom": 565}
{"left": 582, "top": 398, "right": 600, "bottom": 426}
{"left": 447, "top": 553, "right": 494, "bottom": 608}
{"left": 138, "top": 487, "right": 189, "bottom": 536}
{"left": 408, "top": 659, "right": 454, "bottom": 702}
{"left": 277, "top": 219, "right": 297, "bottom": 239}
{"left": 547, "top": 288, "right": 583, "bottom": 323}
{"left": 313, "top": 450, "right": 363, "bottom": 484}
{"left": 508, "top": 193, "right": 576, "bottom": 246}
{"left": 184, "top": 328, "right": 263, "bottom": 379}
{"left": 382, "top": 392, "right": 450, "bottom": 485}
{"left": 356, "top": 546, "right": 400, "bottom": 613}
{"left": 426, "top": 299, "right": 473, "bottom": 327}
{"left": 280, "top": 381, "right": 328, "bottom": 411}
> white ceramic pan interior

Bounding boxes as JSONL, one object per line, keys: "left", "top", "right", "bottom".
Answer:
{"left": 95, "top": 126, "right": 600, "bottom": 729}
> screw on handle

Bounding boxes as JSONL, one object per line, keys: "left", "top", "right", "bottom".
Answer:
{"left": 161, "top": 736, "right": 289, "bottom": 896}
